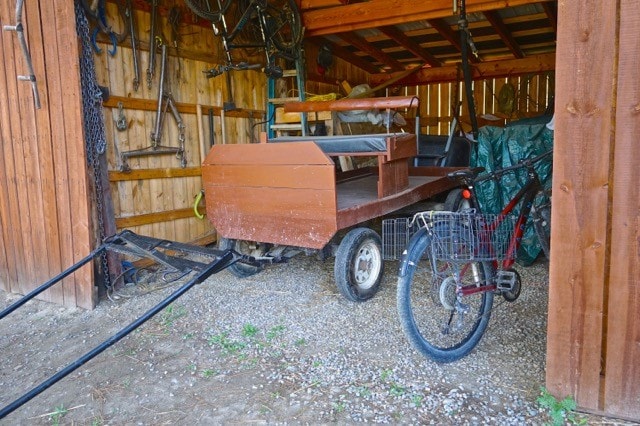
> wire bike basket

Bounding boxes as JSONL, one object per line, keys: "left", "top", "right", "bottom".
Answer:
{"left": 412, "top": 211, "right": 518, "bottom": 262}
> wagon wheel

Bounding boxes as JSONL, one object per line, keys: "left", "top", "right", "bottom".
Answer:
{"left": 218, "top": 237, "right": 267, "bottom": 278}
{"left": 334, "top": 228, "right": 384, "bottom": 302}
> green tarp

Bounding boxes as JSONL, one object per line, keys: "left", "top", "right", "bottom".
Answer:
{"left": 471, "top": 120, "right": 553, "bottom": 265}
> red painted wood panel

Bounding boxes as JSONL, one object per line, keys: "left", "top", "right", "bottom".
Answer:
{"left": 205, "top": 185, "right": 337, "bottom": 249}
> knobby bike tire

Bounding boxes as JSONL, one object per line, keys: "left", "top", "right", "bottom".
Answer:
{"left": 265, "top": 0, "right": 302, "bottom": 53}
{"left": 397, "top": 227, "right": 494, "bottom": 363}
{"left": 184, "top": 0, "right": 231, "bottom": 22}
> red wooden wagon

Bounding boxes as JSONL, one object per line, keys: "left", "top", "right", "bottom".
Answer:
{"left": 201, "top": 97, "right": 462, "bottom": 301}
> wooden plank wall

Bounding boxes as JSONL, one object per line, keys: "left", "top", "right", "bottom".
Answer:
{"left": 547, "top": 0, "right": 640, "bottom": 420}
{"left": 412, "top": 73, "right": 553, "bottom": 135}
{"left": 0, "top": 1, "right": 94, "bottom": 308}
{"left": 93, "top": 1, "right": 266, "bottom": 244}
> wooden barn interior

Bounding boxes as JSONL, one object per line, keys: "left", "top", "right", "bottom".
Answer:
{"left": 0, "top": 0, "right": 638, "bottom": 420}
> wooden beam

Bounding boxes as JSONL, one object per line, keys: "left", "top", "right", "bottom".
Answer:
{"left": 115, "top": 207, "right": 203, "bottom": 228}
{"left": 300, "top": 0, "right": 348, "bottom": 9}
{"left": 102, "top": 96, "right": 263, "bottom": 119}
{"left": 284, "top": 96, "right": 419, "bottom": 113}
{"left": 542, "top": 2, "right": 558, "bottom": 34}
{"left": 379, "top": 26, "right": 441, "bottom": 68}
{"left": 483, "top": 10, "right": 524, "bottom": 58}
{"left": 369, "top": 52, "right": 555, "bottom": 86}
{"left": 303, "top": 0, "right": 553, "bottom": 36}
{"left": 109, "top": 167, "right": 202, "bottom": 182}
{"left": 546, "top": 0, "right": 618, "bottom": 413}
{"left": 336, "top": 32, "right": 405, "bottom": 72}
{"left": 602, "top": 0, "right": 640, "bottom": 419}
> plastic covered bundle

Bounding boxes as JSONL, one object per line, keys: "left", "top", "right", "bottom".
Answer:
{"left": 471, "top": 118, "right": 554, "bottom": 264}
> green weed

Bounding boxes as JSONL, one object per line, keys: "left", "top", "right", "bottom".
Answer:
{"left": 201, "top": 369, "right": 216, "bottom": 378}
{"left": 380, "top": 369, "right": 393, "bottom": 381}
{"left": 49, "top": 404, "right": 67, "bottom": 426}
{"left": 242, "top": 323, "right": 259, "bottom": 338}
{"left": 389, "top": 383, "right": 405, "bottom": 397}
{"left": 266, "top": 325, "right": 286, "bottom": 341}
{"left": 537, "top": 387, "right": 586, "bottom": 426}
{"left": 160, "top": 304, "right": 187, "bottom": 328}
{"left": 208, "top": 332, "right": 246, "bottom": 355}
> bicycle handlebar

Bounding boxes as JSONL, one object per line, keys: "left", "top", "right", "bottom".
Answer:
{"left": 203, "top": 62, "right": 263, "bottom": 78}
{"left": 475, "top": 149, "right": 553, "bottom": 182}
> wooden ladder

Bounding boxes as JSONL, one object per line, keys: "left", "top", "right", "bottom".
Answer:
{"left": 266, "top": 55, "right": 307, "bottom": 138}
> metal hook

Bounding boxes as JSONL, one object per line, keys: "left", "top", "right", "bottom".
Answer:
{"left": 116, "top": 101, "right": 127, "bottom": 131}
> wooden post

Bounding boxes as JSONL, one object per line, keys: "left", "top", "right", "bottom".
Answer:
{"left": 547, "top": 1, "right": 640, "bottom": 420}
{"left": 602, "top": 0, "right": 640, "bottom": 418}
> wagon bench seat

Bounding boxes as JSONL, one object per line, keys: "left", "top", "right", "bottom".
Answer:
{"left": 267, "top": 132, "right": 417, "bottom": 198}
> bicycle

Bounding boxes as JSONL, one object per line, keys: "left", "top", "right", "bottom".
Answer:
{"left": 185, "top": 0, "right": 302, "bottom": 79}
{"left": 396, "top": 149, "right": 553, "bottom": 362}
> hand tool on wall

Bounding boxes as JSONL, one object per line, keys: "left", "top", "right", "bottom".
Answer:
{"left": 120, "top": 43, "right": 186, "bottom": 171}
{"left": 146, "top": 0, "right": 159, "bottom": 89}
{"left": 3, "top": 0, "right": 41, "bottom": 109}
{"left": 115, "top": 101, "right": 127, "bottom": 131}
{"left": 126, "top": 0, "right": 141, "bottom": 91}
{"left": 81, "top": 0, "right": 129, "bottom": 56}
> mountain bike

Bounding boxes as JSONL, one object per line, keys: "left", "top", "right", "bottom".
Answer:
{"left": 396, "top": 150, "right": 553, "bottom": 362}
{"left": 185, "top": 0, "right": 302, "bottom": 79}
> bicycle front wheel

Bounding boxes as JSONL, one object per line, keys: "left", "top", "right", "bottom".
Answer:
{"left": 397, "top": 228, "right": 494, "bottom": 363}
{"left": 184, "top": 0, "right": 232, "bottom": 22}
{"left": 265, "top": 0, "right": 302, "bottom": 53}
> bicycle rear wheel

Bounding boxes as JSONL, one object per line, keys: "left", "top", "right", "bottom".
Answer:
{"left": 184, "top": 0, "right": 232, "bottom": 22}
{"left": 265, "top": 0, "right": 302, "bottom": 53}
{"left": 397, "top": 228, "right": 494, "bottom": 363}
{"left": 532, "top": 188, "right": 552, "bottom": 259}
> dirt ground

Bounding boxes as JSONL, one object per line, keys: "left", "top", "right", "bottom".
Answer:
{"left": 0, "top": 254, "right": 635, "bottom": 425}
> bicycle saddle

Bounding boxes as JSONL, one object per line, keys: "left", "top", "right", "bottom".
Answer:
{"left": 447, "top": 167, "right": 484, "bottom": 180}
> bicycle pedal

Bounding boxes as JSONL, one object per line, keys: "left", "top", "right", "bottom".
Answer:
{"left": 495, "top": 270, "right": 517, "bottom": 292}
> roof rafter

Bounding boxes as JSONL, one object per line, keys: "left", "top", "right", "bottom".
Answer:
{"left": 542, "top": 2, "right": 558, "bottom": 33}
{"left": 336, "top": 32, "right": 405, "bottom": 72}
{"left": 302, "top": 0, "right": 554, "bottom": 37}
{"left": 427, "top": 18, "right": 480, "bottom": 64}
{"left": 307, "top": 37, "right": 381, "bottom": 74}
{"left": 483, "top": 10, "right": 524, "bottom": 58}
{"left": 378, "top": 26, "right": 441, "bottom": 68}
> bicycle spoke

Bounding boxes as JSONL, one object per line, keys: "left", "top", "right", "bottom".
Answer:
{"left": 397, "top": 231, "right": 494, "bottom": 363}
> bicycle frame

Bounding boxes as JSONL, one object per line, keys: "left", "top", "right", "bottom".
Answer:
{"left": 214, "top": 0, "right": 272, "bottom": 66}
{"left": 454, "top": 152, "right": 550, "bottom": 296}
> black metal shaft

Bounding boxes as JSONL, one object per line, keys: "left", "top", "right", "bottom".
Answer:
{"left": 459, "top": 0, "right": 479, "bottom": 139}
{"left": 0, "top": 250, "right": 234, "bottom": 420}
{"left": 0, "top": 246, "right": 106, "bottom": 320}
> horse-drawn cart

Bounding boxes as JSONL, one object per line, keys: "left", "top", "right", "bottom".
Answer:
{"left": 202, "top": 96, "right": 465, "bottom": 301}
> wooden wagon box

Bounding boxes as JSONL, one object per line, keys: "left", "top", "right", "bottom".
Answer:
{"left": 202, "top": 133, "right": 457, "bottom": 250}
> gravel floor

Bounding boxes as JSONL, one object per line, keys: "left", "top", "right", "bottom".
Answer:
{"left": 0, "top": 253, "right": 634, "bottom": 425}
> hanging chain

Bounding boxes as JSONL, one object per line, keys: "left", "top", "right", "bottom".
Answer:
{"left": 75, "top": 0, "right": 112, "bottom": 292}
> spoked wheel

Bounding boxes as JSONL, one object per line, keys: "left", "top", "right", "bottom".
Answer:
{"left": 397, "top": 228, "right": 494, "bottom": 363}
{"left": 218, "top": 237, "right": 267, "bottom": 278}
{"left": 184, "top": 0, "right": 232, "bottom": 22}
{"left": 444, "top": 188, "right": 472, "bottom": 212}
{"left": 264, "top": 0, "right": 302, "bottom": 54}
{"left": 532, "top": 188, "right": 551, "bottom": 259}
{"left": 334, "top": 228, "right": 384, "bottom": 302}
